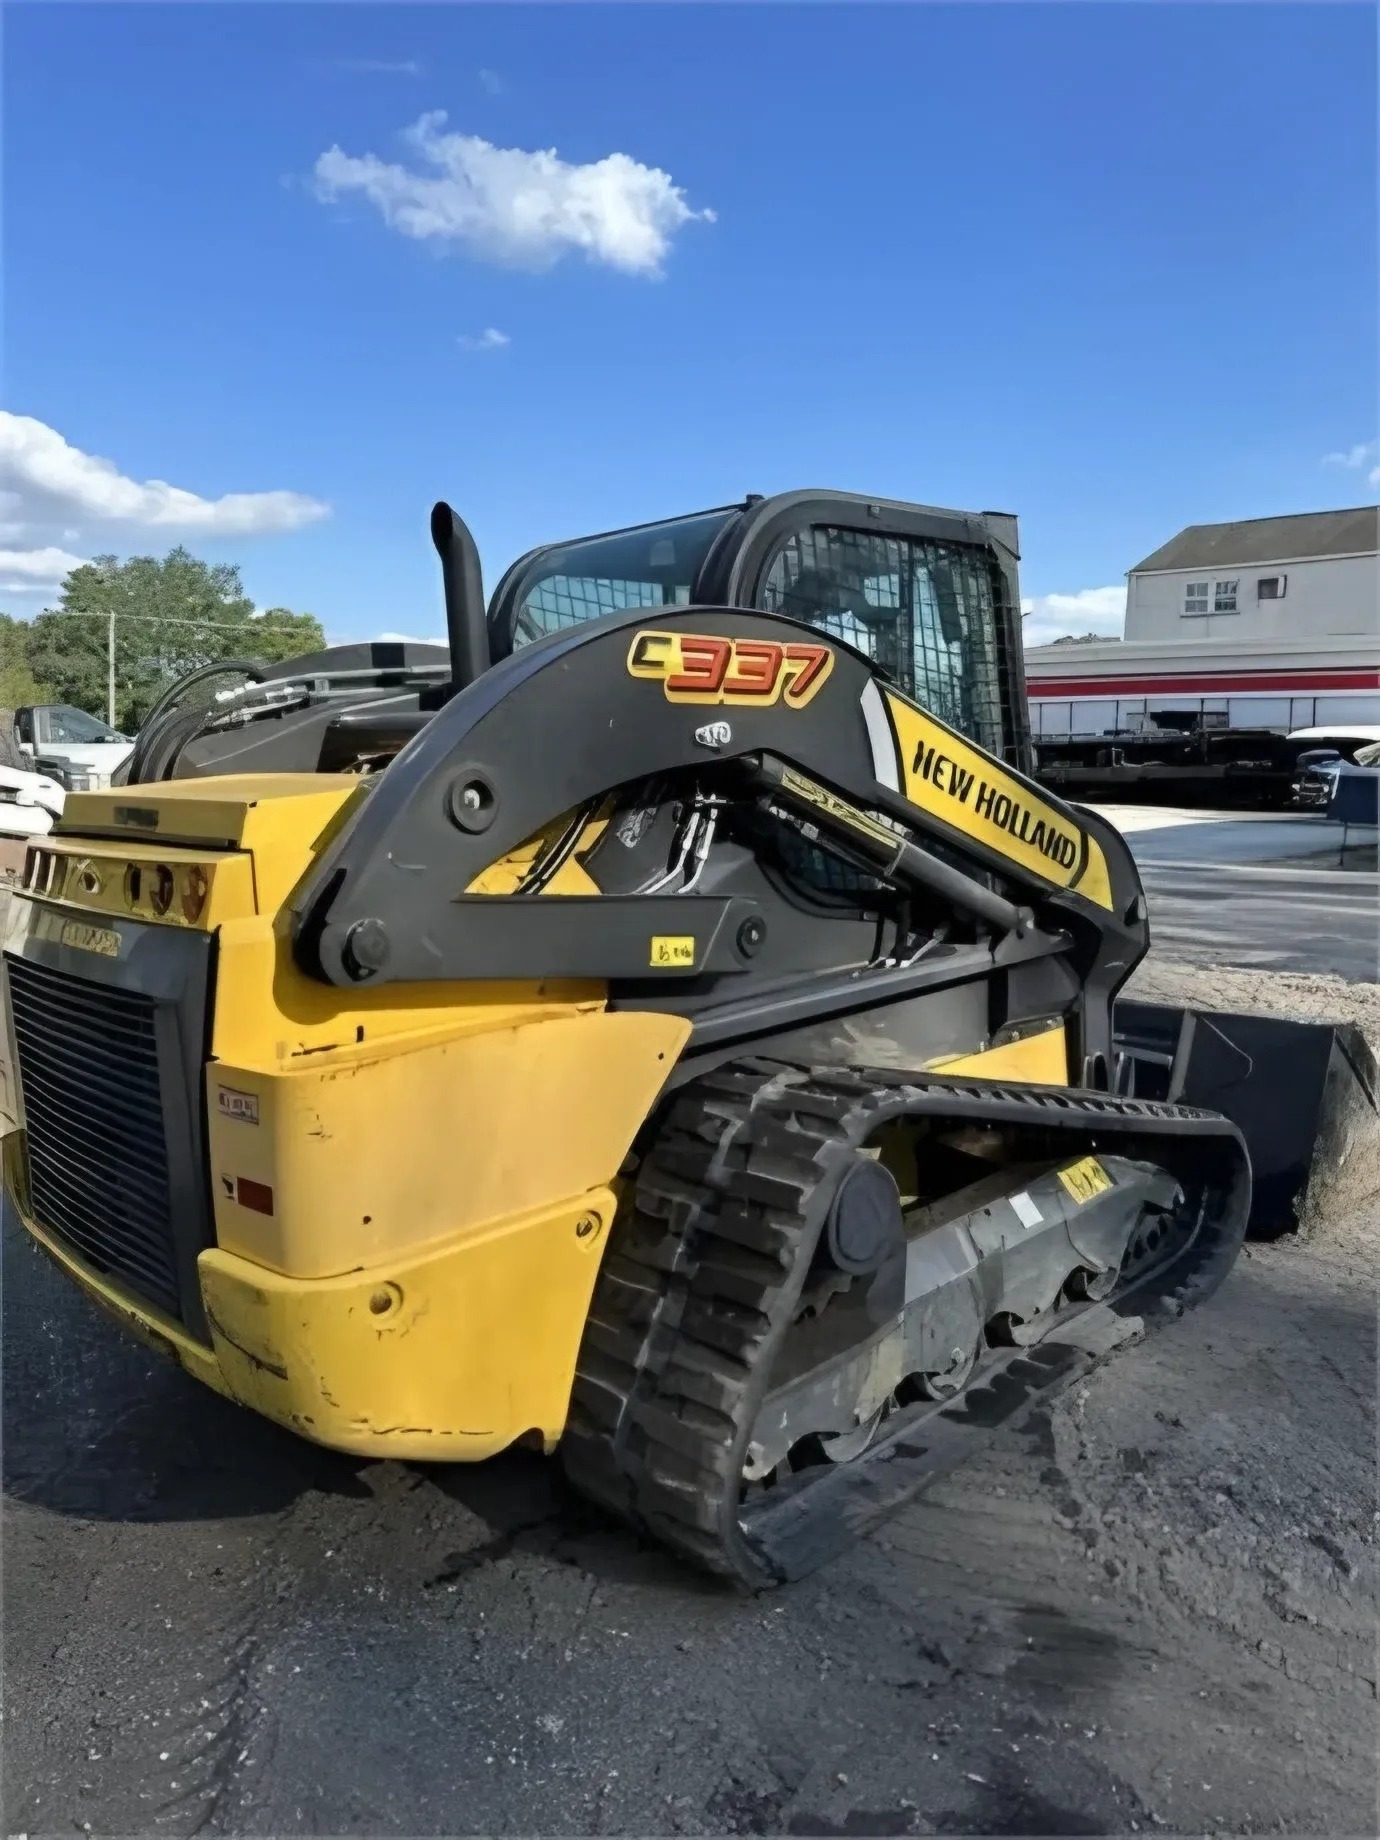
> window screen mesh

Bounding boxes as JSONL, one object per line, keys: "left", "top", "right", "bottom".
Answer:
{"left": 523, "top": 576, "right": 690, "bottom": 637}
{"left": 507, "top": 509, "right": 734, "bottom": 648}
{"left": 761, "top": 526, "right": 1010, "bottom": 755}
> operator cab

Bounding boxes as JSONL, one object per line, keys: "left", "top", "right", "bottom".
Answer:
{"left": 486, "top": 491, "right": 1027, "bottom": 767}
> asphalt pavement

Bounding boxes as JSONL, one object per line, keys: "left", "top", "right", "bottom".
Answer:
{"left": 5, "top": 1198, "right": 1375, "bottom": 1838}
{"left": 1138, "top": 861, "right": 1378, "bottom": 982}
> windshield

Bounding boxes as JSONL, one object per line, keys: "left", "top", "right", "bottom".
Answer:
{"left": 499, "top": 508, "right": 737, "bottom": 652}
{"left": 44, "top": 706, "right": 126, "bottom": 744}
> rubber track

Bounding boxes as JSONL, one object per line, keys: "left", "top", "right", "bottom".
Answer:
{"left": 560, "top": 1058, "right": 1249, "bottom": 1587}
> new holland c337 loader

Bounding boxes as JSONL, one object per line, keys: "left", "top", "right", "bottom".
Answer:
{"left": 2, "top": 489, "right": 1263, "bottom": 1585}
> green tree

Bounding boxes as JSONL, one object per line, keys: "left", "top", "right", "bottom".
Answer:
{"left": 0, "top": 613, "right": 53, "bottom": 708}
{"left": 27, "top": 548, "right": 327, "bottom": 731}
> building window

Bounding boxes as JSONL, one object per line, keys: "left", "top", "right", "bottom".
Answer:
{"left": 1184, "top": 581, "right": 1209, "bottom": 614}
{"left": 1258, "top": 575, "right": 1287, "bottom": 600}
{"left": 1213, "top": 579, "right": 1239, "bottom": 614}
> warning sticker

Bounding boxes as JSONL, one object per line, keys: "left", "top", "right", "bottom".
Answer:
{"left": 217, "top": 1087, "right": 260, "bottom": 1126}
{"left": 649, "top": 935, "right": 695, "bottom": 968}
{"left": 1057, "top": 1157, "right": 1114, "bottom": 1206}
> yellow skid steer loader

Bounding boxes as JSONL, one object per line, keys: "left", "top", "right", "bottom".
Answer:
{"left": 11, "top": 487, "right": 1345, "bottom": 1586}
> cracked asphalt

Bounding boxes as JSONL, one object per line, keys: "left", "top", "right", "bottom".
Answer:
{"left": 5, "top": 1183, "right": 1375, "bottom": 1836}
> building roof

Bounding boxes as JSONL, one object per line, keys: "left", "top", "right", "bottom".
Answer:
{"left": 1130, "top": 506, "right": 1378, "bottom": 574}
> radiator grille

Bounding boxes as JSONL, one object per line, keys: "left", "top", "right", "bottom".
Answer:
{"left": 7, "top": 955, "right": 182, "bottom": 1320}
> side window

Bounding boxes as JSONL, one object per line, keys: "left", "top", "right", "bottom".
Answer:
{"left": 16, "top": 708, "right": 33, "bottom": 745}
{"left": 759, "top": 526, "right": 1008, "bottom": 755}
{"left": 519, "top": 575, "right": 679, "bottom": 642}
{"left": 501, "top": 509, "right": 734, "bottom": 654}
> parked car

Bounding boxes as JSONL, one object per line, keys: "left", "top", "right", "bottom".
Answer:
{"left": 0, "top": 712, "right": 66, "bottom": 853}
{"left": 13, "top": 703, "right": 134, "bottom": 790}
{"left": 1293, "top": 739, "right": 1380, "bottom": 812}
{"left": 0, "top": 762, "right": 65, "bottom": 837}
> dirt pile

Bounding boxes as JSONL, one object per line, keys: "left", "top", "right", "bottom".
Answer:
{"left": 1126, "top": 958, "right": 1380, "bottom": 1047}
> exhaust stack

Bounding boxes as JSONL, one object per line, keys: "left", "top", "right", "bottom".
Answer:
{"left": 430, "top": 501, "right": 489, "bottom": 693}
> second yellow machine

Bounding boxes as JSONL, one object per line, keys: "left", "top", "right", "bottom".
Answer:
{"left": 2, "top": 489, "right": 1250, "bottom": 1585}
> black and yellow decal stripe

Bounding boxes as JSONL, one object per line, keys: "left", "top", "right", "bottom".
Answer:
{"left": 881, "top": 692, "right": 1113, "bottom": 910}
{"left": 774, "top": 766, "right": 901, "bottom": 852}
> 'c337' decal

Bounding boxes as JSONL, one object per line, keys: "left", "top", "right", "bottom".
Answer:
{"left": 628, "top": 631, "right": 834, "bottom": 708}
{"left": 883, "top": 693, "right": 1114, "bottom": 911}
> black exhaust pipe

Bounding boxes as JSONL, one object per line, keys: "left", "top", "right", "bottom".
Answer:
{"left": 430, "top": 501, "right": 489, "bottom": 694}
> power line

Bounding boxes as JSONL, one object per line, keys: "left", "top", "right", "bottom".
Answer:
{"left": 33, "top": 609, "right": 313, "bottom": 634}
{"left": 27, "top": 607, "right": 323, "bottom": 724}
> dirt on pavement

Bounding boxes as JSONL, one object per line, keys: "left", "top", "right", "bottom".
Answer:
{"left": 1126, "top": 958, "right": 1380, "bottom": 1048}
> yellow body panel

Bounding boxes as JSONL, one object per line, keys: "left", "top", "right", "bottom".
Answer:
{"left": 207, "top": 1007, "right": 687, "bottom": 1276}
{"left": 197, "top": 1190, "right": 615, "bottom": 1459}
{"left": 63, "top": 773, "right": 360, "bottom": 848}
{"left": 9, "top": 1139, "right": 613, "bottom": 1460}
{"left": 927, "top": 1019, "right": 1069, "bottom": 1085}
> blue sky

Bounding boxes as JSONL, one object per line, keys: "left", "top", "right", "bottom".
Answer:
{"left": 4, "top": 2, "right": 1375, "bottom": 645}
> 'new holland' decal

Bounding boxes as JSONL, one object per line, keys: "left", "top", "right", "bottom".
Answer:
{"left": 882, "top": 694, "right": 1114, "bottom": 910}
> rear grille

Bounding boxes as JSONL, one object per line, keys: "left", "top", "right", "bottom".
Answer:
{"left": 8, "top": 955, "right": 182, "bottom": 1320}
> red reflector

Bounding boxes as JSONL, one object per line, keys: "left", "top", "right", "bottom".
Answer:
{"left": 236, "top": 1177, "right": 274, "bottom": 1216}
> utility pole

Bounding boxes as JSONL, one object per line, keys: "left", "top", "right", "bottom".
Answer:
{"left": 107, "top": 608, "right": 116, "bottom": 730}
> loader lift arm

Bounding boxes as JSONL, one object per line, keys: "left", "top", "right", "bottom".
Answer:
{"left": 290, "top": 603, "right": 1145, "bottom": 1087}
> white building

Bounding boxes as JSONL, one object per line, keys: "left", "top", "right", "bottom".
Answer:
{"left": 1026, "top": 506, "right": 1379, "bottom": 738}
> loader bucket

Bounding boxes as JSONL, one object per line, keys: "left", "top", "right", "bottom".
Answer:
{"left": 1113, "top": 1001, "right": 1379, "bottom": 1241}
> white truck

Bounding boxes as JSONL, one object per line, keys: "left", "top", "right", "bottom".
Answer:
{"left": 13, "top": 702, "right": 134, "bottom": 791}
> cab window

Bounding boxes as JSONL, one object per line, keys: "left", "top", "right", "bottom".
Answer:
{"left": 504, "top": 509, "right": 735, "bottom": 650}
{"left": 760, "top": 525, "right": 1008, "bottom": 755}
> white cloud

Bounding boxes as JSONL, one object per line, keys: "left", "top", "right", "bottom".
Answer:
{"left": 313, "top": 111, "right": 714, "bottom": 276}
{"left": 1322, "top": 439, "right": 1377, "bottom": 470}
{"left": 478, "top": 68, "right": 503, "bottom": 96}
{"left": 0, "top": 413, "right": 329, "bottom": 601}
{"left": 375, "top": 630, "right": 447, "bottom": 646}
{"left": 0, "top": 412, "right": 329, "bottom": 538}
{"left": 1320, "top": 441, "right": 1380, "bottom": 489}
{"left": 1021, "top": 585, "right": 1126, "bottom": 649}
{"left": 0, "top": 545, "right": 88, "bottom": 594}
{"left": 457, "top": 327, "right": 509, "bottom": 352}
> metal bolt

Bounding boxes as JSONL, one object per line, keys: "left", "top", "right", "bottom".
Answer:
{"left": 736, "top": 916, "right": 766, "bottom": 957}
{"left": 344, "top": 917, "right": 390, "bottom": 978}
{"left": 447, "top": 772, "right": 498, "bottom": 833}
{"left": 575, "top": 1214, "right": 600, "bottom": 1240}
